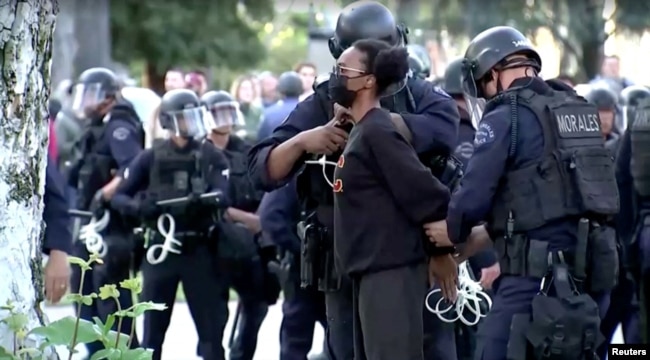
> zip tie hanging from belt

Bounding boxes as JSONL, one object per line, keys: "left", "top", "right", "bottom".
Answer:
{"left": 146, "top": 213, "right": 182, "bottom": 265}
{"left": 425, "top": 260, "right": 493, "bottom": 326}
{"left": 305, "top": 155, "right": 338, "bottom": 188}
{"left": 78, "top": 211, "right": 110, "bottom": 257}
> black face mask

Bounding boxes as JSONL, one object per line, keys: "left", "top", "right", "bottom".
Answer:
{"left": 328, "top": 73, "right": 357, "bottom": 108}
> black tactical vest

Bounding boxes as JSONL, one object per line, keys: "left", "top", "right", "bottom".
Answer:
{"left": 489, "top": 88, "right": 619, "bottom": 233}
{"left": 148, "top": 141, "right": 206, "bottom": 201}
{"left": 224, "top": 148, "right": 264, "bottom": 212}
{"left": 76, "top": 122, "right": 115, "bottom": 210}
{"left": 630, "top": 100, "right": 650, "bottom": 196}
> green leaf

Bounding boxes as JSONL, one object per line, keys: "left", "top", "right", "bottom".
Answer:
{"left": 1, "top": 313, "right": 28, "bottom": 332}
{"left": 88, "top": 252, "right": 104, "bottom": 265}
{"left": 104, "top": 331, "right": 131, "bottom": 351}
{"left": 65, "top": 293, "right": 97, "bottom": 306}
{"left": 98, "top": 285, "right": 120, "bottom": 300}
{"left": 0, "top": 300, "right": 14, "bottom": 311}
{"left": 68, "top": 256, "right": 92, "bottom": 271}
{"left": 119, "top": 278, "right": 142, "bottom": 295}
{"left": 0, "top": 346, "right": 18, "bottom": 360}
{"left": 103, "top": 314, "right": 116, "bottom": 336}
{"left": 130, "top": 302, "right": 167, "bottom": 317}
{"left": 121, "top": 348, "right": 154, "bottom": 360}
{"left": 29, "top": 317, "right": 99, "bottom": 345}
{"left": 16, "top": 347, "right": 40, "bottom": 357}
{"left": 90, "top": 348, "right": 122, "bottom": 360}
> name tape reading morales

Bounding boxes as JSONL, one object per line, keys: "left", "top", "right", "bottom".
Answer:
{"left": 609, "top": 344, "right": 648, "bottom": 359}
{"left": 554, "top": 107, "right": 601, "bottom": 138}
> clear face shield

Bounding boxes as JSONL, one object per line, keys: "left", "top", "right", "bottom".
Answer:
{"left": 165, "top": 107, "right": 208, "bottom": 139}
{"left": 461, "top": 71, "right": 486, "bottom": 128}
{"left": 622, "top": 105, "right": 636, "bottom": 132}
{"left": 70, "top": 83, "right": 107, "bottom": 119}
{"left": 204, "top": 101, "right": 246, "bottom": 134}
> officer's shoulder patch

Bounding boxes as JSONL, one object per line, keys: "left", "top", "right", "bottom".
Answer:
{"left": 112, "top": 126, "right": 130, "bottom": 141}
{"left": 454, "top": 141, "right": 475, "bottom": 159}
{"left": 313, "top": 73, "right": 330, "bottom": 90}
{"left": 433, "top": 85, "right": 451, "bottom": 98}
{"left": 474, "top": 122, "right": 496, "bottom": 147}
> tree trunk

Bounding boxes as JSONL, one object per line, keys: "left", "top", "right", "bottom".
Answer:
{"left": 0, "top": 0, "right": 57, "bottom": 352}
{"left": 144, "top": 61, "right": 166, "bottom": 96}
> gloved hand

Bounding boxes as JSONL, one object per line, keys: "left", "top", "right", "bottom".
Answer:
{"left": 90, "top": 190, "right": 108, "bottom": 219}
{"left": 138, "top": 198, "right": 161, "bottom": 221}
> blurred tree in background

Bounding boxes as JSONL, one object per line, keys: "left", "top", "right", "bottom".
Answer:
{"left": 106, "top": 0, "right": 650, "bottom": 92}
{"left": 110, "top": 0, "right": 274, "bottom": 94}
{"left": 413, "top": 0, "right": 650, "bottom": 81}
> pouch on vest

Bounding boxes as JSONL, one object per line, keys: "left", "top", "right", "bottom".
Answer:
{"left": 587, "top": 224, "right": 618, "bottom": 293}
{"left": 526, "top": 264, "right": 603, "bottom": 360}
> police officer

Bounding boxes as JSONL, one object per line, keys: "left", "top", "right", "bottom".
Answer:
{"left": 258, "top": 72, "right": 304, "bottom": 140}
{"left": 201, "top": 90, "right": 271, "bottom": 360}
{"left": 621, "top": 85, "right": 650, "bottom": 131}
{"left": 615, "top": 85, "right": 650, "bottom": 342}
{"left": 258, "top": 180, "right": 328, "bottom": 360}
{"left": 110, "top": 89, "right": 230, "bottom": 360}
{"left": 67, "top": 67, "right": 144, "bottom": 356}
{"left": 407, "top": 44, "right": 431, "bottom": 80}
{"left": 442, "top": 58, "right": 500, "bottom": 360}
{"left": 248, "top": 2, "right": 459, "bottom": 359}
{"left": 438, "top": 26, "right": 618, "bottom": 360}
{"left": 583, "top": 86, "right": 621, "bottom": 152}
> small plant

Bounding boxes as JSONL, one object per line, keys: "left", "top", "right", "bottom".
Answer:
{"left": 0, "top": 253, "right": 166, "bottom": 360}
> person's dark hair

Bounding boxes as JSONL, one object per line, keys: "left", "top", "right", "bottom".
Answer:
{"left": 352, "top": 39, "right": 409, "bottom": 96}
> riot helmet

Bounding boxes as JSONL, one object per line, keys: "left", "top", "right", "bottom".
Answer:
{"left": 461, "top": 26, "right": 541, "bottom": 125}
{"left": 329, "top": 1, "right": 406, "bottom": 60}
{"left": 584, "top": 87, "right": 618, "bottom": 111}
{"left": 277, "top": 71, "right": 304, "bottom": 99}
{"left": 407, "top": 44, "right": 431, "bottom": 79}
{"left": 584, "top": 86, "right": 617, "bottom": 136}
{"left": 71, "top": 67, "right": 120, "bottom": 120}
{"left": 621, "top": 85, "right": 650, "bottom": 130}
{"left": 442, "top": 58, "right": 464, "bottom": 97}
{"left": 159, "top": 89, "right": 207, "bottom": 139}
{"left": 201, "top": 90, "right": 245, "bottom": 134}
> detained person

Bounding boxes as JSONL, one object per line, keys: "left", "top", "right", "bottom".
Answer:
{"left": 332, "top": 39, "right": 452, "bottom": 360}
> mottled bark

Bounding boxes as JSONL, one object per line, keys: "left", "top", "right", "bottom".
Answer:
{"left": 0, "top": 0, "right": 57, "bottom": 352}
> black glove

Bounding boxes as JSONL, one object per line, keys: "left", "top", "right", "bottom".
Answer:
{"left": 138, "top": 198, "right": 161, "bottom": 221}
{"left": 90, "top": 190, "right": 108, "bottom": 218}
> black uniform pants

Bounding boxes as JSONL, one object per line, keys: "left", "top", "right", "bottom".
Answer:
{"left": 352, "top": 263, "right": 428, "bottom": 360}
{"left": 71, "top": 240, "right": 139, "bottom": 356}
{"left": 141, "top": 243, "right": 227, "bottom": 360}
{"left": 225, "top": 257, "right": 269, "bottom": 360}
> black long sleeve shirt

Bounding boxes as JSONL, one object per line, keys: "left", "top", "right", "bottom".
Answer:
{"left": 333, "top": 108, "right": 450, "bottom": 276}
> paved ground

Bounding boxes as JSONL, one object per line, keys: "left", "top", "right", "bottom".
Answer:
{"left": 44, "top": 302, "right": 623, "bottom": 360}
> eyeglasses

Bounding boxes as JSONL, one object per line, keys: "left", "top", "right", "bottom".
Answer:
{"left": 334, "top": 65, "right": 367, "bottom": 77}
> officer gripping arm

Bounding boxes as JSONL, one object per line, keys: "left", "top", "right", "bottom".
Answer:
{"left": 43, "top": 156, "right": 73, "bottom": 303}
{"left": 446, "top": 106, "right": 512, "bottom": 244}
